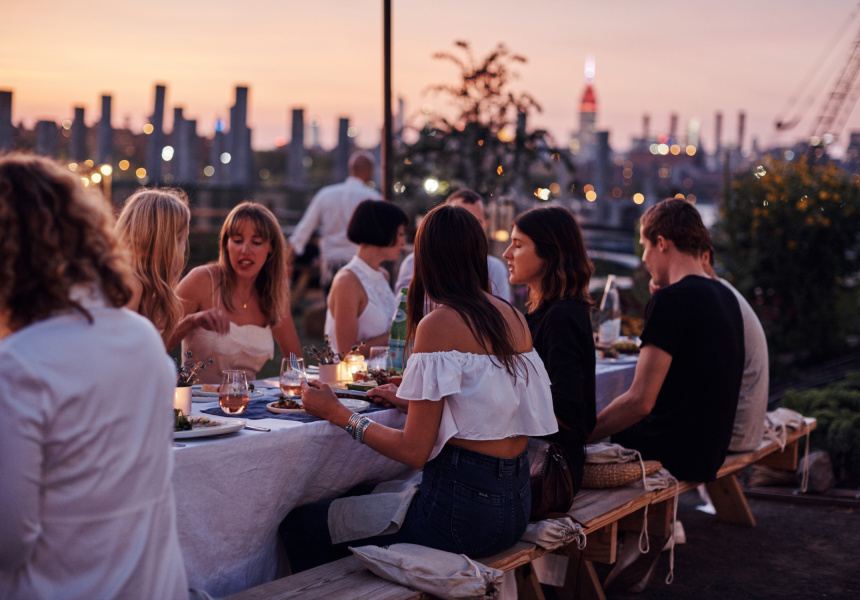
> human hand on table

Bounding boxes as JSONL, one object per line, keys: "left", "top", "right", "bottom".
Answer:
{"left": 367, "top": 383, "right": 409, "bottom": 414}
{"left": 300, "top": 378, "right": 350, "bottom": 423}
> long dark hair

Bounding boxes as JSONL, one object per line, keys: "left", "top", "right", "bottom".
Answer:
{"left": 513, "top": 206, "right": 594, "bottom": 312}
{"left": 408, "top": 204, "right": 524, "bottom": 376}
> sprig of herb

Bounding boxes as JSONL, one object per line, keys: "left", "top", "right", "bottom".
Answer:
{"left": 303, "top": 336, "right": 365, "bottom": 365}
{"left": 175, "top": 351, "right": 214, "bottom": 387}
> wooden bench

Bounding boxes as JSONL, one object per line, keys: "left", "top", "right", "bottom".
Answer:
{"left": 226, "top": 418, "right": 816, "bottom": 600}
{"left": 555, "top": 417, "right": 818, "bottom": 599}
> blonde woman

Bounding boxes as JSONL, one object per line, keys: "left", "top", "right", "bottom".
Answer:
{"left": 115, "top": 188, "right": 191, "bottom": 348}
{"left": 177, "top": 202, "right": 302, "bottom": 383}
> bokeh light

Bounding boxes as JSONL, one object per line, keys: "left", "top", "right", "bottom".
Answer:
{"left": 633, "top": 193, "right": 645, "bottom": 205}
{"left": 143, "top": 124, "right": 154, "bottom": 135}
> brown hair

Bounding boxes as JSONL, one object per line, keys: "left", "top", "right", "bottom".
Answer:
{"left": 512, "top": 206, "right": 594, "bottom": 312}
{"left": 218, "top": 202, "right": 288, "bottom": 326}
{"left": 116, "top": 187, "right": 190, "bottom": 338}
{"left": 640, "top": 198, "right": 711, "bottom": 257}
{"left": 408, "top": 204, "right": 524, "bottom": 376}
{"left": 0, "top": 153, "right": 131, "bottom": 331}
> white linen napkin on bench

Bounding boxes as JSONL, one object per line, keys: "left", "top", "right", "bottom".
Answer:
{"left": 350, "top": 543, "right": 503, "bottom": 600}
{"left": 328, "top": 472, "right": 422, "bottom": 544}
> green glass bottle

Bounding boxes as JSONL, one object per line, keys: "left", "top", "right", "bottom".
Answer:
{"left": 388, "top": 287, "right": 408, "bottom": 371}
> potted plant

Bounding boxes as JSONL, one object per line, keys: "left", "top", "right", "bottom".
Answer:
{"left": 174, "top": 352, "right": 213, "bottom": 416}
{"left": 303, "top": 336, "right": 363, "bottom": 384}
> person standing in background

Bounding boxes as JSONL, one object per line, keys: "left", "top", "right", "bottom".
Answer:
{"left": 289, "top": 151, "right": 382, "bottom": 291}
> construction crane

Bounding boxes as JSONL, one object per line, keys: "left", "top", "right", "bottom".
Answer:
{"left": 775, "top": 4, "right": 860, "bottom": 146}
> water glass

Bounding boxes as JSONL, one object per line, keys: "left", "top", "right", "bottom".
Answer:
{"left": 280, "top": 357, "right": 305, "bottom": 397}
{"left": 219, "top": 370, "right": 249, "bottom": 415}
{"left": 368, "top": 346, "right": 391, "bottom": 372}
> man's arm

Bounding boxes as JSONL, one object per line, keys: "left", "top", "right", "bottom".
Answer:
{"left": 589, "top": 344, "right": 672, "bottom": 441}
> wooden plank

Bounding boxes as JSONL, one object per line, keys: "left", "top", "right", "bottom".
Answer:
{"left": 223, "top": 556, "right": 422, "bottom": 600}
{"left": 555, "top": 522, "right": 618, "bottom": 563}
{"left": 618, "top": 498, "right": 674, "bottom": 538}
{"left": 705, "top": 473, "right": 756, "bottom": 527}
{"left": 483, "top": 542, "right": 540, "bottom": 572}
{"left": 515, "top": 564, "right": 547, "bottom": 600}
{"left": 757, "top": 441, "right": 799, "bottom": 470}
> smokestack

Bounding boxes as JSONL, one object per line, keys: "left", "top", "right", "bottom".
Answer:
{"left": 97, "top": 95, "right": 112, "bottom": 164}
{"left": 0, "top": 90, "right": 12, "bottom": 152}
{"left": 715, "top": 112, "right": 723, "bottom": 156}
{"left": 288, "top": 108, "right": 306, "bottom": 186}
{"left": 669, "top": 113, "right": 678, "bottom": 142}
{"left": 738, "top": 111, "right": 746, "bottom": 151}
{"left": 146, "top": 84, "right": 166, "bottom": 183}
{"left": 71, "top": 106, "right": 87, "bottom": 162}
{"left": 642, "top": 113, "right": 650, "bottom": 141}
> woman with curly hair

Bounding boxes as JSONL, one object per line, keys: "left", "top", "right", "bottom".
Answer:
{"left": 115, "top": 187, "right": 191, "bottom": 348}
{"left": 0, "top": 154, "right": 188, "bottom": 599}
{"left": 503, "top": 205, "right": 597, "bottom": 494}
{"left": 177, "top": 201, "right": 302, "bottom": 383}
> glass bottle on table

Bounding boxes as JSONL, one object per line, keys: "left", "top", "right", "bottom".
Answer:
{"left": 388, "top": 287, "right": 408, "bottom": 372}
{"left": 598, "top": 275, "right": 621, "bottom": 344}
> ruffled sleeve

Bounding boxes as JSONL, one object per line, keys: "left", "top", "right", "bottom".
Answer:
{"left": 396, "top": 352, "right": 463, "bottom": 401}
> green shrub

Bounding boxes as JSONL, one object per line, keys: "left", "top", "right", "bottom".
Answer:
{"left": 781, "top": 372, "right": 860, "bottom": 487}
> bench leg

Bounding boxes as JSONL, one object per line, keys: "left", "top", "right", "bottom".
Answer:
{"left": 515, "top": 563, "right": 546, "bottom": 600}
{"left": 556, "top": 555, "right": 606, "bottom": 600}
{"left": 705, "top": 474, "right": 756, "bottom": 527}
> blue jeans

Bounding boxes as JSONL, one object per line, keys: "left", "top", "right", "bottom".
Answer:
{"left": 281, "top": 444, "right": 531, "bottom": 573}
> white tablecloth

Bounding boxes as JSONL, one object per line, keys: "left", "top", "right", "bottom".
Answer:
{"left": 174, "top": 360, "right": 637, "bottom": 596}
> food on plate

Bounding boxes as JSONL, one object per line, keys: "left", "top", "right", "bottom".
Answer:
{"left": 353, "top": 368, "right": 402, "bottom": 387}
{"left": 346, "top": 381, "right": 376, "bottom": 392}
{"left": 174, "top": 408, "right": 219, "bottom": 432}
{"left": 275, "top": 395, "right": 302, "bottom": 409}
{"left": 595, "top": 343, "right": 618, "bottom": 359}
{"left": 200, "top": 383, "right": 220, "bottom": 393}
{"left": 612, "top": 340, "right": 640, "bottom": 354}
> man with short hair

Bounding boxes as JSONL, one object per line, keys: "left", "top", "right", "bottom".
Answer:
{"left": 589, "top": 199, "right": 744, "bottom": 482}
{"left": 289, "top": 151, "right": 382, "bottom": 289}
{"left": 394, "top": 189, "right": 512, "bottom": 301}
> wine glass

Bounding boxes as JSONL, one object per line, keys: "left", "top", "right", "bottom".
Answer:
{"left": 280, "top": 356, "right": 305, "bottom": 397}
{"left": 219, "top": 370, "right": 249, "bottom": 415}
{"left": 368, "top": 346, "right": 391, "bottom": 372}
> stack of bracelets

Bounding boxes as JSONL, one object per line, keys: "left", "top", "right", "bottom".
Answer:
{"left": 345, "top": 412, "right": 372, "bottom": 444}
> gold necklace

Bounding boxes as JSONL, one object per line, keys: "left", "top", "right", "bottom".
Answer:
{"left": 237, "top": 288, "right": 253, "bottom": 310}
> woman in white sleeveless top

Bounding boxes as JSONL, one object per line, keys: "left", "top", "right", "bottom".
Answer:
{"left": 324, "top": 199, "right": 407, "bottom": 357}
{"left": 176, "top": 202, "right": 302, "bottom": 383}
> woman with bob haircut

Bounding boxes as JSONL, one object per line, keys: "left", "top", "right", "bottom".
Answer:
{"left": 177, "top": 201, "right": 302, "bottom": 383}
{"left": 115, "top": 187, "right": 191, "bottom": 348}
{"left": 323, "top": 199, "right": 407, "bottom": 356}
{"left": 280, "top": 204, "right": 557, "bottom": 573}
{"left": 503, "top": 205, "right": 596, "bottom": 494}
{"left": 0, "top": 154, "right": 188, "bottom": 599}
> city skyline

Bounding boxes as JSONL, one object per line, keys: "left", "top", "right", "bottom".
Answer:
{"left": 2, "top": 0, "right": 860, "bottom": 156}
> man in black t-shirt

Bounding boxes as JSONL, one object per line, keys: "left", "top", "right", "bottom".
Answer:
{"left": 589, "top": 199, "right": 744, "bottom": 482}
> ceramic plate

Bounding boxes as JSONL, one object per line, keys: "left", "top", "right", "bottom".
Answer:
{"left": 265, "top": 398, "right": 370, "bottom": 414}
{"left": 267, "top": 400, "right": 304, "bottom": 414}
{"left": 597, "top": 354, "right": 639, "bottom": 364}
{"left": 174, "top": 418, "right": 245, "bottom": 439}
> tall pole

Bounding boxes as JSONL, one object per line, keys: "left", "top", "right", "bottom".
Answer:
{"left": 382, "top": 0, "right": 393, "bottom": 200}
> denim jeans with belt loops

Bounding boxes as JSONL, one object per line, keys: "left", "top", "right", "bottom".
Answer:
{"left": 280, "top": 444, "right": 531, "bottom": 573}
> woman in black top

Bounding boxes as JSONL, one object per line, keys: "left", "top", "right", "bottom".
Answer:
{"left": 502, "top": 206, "right": 596, "bottom": 493}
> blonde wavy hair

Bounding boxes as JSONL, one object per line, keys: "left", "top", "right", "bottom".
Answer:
{"left": 115, "top": 188, "right": 191, "bottom": 339}
{"left": 0, "top": 153, "right": 131, "bottom": 331}
{"left": 218, "top": 202, "right": 288, "bottom": 326}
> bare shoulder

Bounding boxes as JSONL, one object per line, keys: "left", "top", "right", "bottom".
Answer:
{"left": 177, "top": 265, "right": 218, "bottom": 304}
{"left": 413, "top": 307, "right": 465, "bottom": 353}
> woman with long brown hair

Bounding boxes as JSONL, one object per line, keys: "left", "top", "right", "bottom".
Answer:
{"left": 280, "top": 204, "right": 557, "bottom": 572}
{"left": 503, "top": 205, "right": 596, "bottom": 494}
{"left": 177, "top": 201, "right": 302, "bottom": 383}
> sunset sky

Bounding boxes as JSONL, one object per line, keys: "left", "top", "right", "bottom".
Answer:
{"left": 2, "top": 0, "right": 859, "bottom": 156}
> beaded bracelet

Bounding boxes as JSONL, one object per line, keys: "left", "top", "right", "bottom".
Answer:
{"left": 345, "top": 413, "right": 362, "bottom": 439}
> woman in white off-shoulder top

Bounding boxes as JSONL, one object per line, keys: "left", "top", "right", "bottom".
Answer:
{"left": 281, "top": 204, "right": 558, "bottom": 573}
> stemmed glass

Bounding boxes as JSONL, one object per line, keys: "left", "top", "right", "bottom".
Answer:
{"left": 280, "top": 355, "right": 306, "bottom": 397}
{"left": 219, "top": 370, "right": 249, "bottom": 415}
{"left": 368, "top": 346, "right": 391, "bottom": 372}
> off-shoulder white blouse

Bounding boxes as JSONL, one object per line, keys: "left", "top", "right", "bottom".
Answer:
{"left": 396, "top": 349, "right": 558, "bottom": 460}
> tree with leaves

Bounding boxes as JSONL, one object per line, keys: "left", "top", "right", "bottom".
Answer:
{"left": 396, "top": 41, "right": 572, "bottom": 203}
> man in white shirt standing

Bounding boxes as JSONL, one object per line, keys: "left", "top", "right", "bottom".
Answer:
{"left": 395, "top": 189, "right": 512, "bottom": 302}
{"left": 289, "top": 151, "right": 382, "bottom": 289}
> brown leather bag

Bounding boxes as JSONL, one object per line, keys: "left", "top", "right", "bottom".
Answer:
{"left": 527, "top": 438, "right": 576, "bottom": 521}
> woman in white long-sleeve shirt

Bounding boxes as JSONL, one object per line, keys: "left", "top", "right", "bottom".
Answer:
{"left": 0, "top": 154, "right": 189, "bottom": 600}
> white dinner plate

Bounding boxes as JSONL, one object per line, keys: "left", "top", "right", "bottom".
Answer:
{"left": 192, "top": 385, "right": 264, "bottom": 399}
{"left": 266, "top": 398, "right": 370, "bottom": 414}
{"left": 597, "top": 354, "right": 639, "bottom": 364}
{"left": 174, "top": 418, "right": 245, "bottom": 439}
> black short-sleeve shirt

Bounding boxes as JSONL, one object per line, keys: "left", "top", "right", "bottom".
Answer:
{"left": 612, "top": 275, "right": 744, "bottom": 481}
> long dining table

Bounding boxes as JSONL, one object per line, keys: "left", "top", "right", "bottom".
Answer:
{"left": 173, "top": 357, "right": 638, "bottom": 597}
